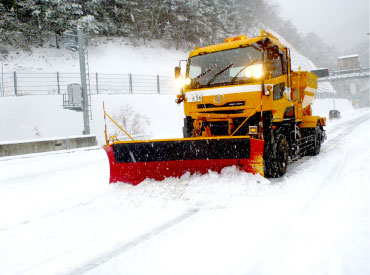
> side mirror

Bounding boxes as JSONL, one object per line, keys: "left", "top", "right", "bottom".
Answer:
{"left": 174, "top": 66, "right": 181, "bottom": 79}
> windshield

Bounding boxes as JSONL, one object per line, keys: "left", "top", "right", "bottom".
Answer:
{"left": 187, "top": 46, "right": 263, "bottom": 89}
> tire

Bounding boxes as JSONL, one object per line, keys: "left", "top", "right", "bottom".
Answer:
{"left": 264, "top": 134, "right": 289, "bottom": 178}
{"left": 183, "top": 116, "right": 194, "bottom": 138}
{"left": 309, "top": 126, "right": 321, "bottom": 156}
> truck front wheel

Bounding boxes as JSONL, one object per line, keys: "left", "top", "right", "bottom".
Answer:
{"left": 264, "top": 134, "right": 289, "bottom": 177}
{"left": 183, "top": 116, "right": 194, "bottom": 137}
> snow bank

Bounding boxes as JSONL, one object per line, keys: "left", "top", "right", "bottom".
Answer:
{"left": 0, "top": 95, "right": 82, "bottom": 142}
{"left": 0, "top": 94, "right": 356, "bottom": 143}
{"left": 312, "top": 98, "right": 354, "bottom": 118}
{"left": 128, "top": 166, "right": 272, "bottom": 210}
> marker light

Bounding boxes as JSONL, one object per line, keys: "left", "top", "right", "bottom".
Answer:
{"left": 249, "top": 126, "right": 258, "bottom": 134}
{"left": 244, "top": 64, "right": 264, "bottom": 79}
{"left": 264, "top": 85, "right": 272, "bottom": 95}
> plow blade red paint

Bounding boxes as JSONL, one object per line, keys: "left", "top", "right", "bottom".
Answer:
{"left": 104, "top": 137, "right": 264, "bottom": 185}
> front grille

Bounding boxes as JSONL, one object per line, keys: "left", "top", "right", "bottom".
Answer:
{"left": 197, "top": 101, "right": 245, "bottom": 109}
{"left": 198, "top": 110, "right": 244, "bottom": 114}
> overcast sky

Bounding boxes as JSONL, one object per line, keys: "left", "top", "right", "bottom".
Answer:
{"left": 271, "top": 0, "right": 369, "bottom": 51}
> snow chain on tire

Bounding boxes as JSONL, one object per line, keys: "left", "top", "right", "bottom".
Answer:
{"left": 264, "top": 134, "right": 289, "bottom": 177}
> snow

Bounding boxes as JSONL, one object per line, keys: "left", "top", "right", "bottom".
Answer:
{"left": 0, "top": 109, "right": 369, "bottom": 275}
{"left": 268, "top": 30, "right": 336, "bottom": 94}
{"left": 0, "top": 134, "right": 95, "bottom": 146}
{"left": 1, "top": 38, "right": 188, "bottom": 76}
{"left": 0, "top": 95, "right": 83, "bottom": 142}
{"left": 0, "top": 94, "right": 185, "bottom": 143}
{"left": 1, "top": 36, "right": 369, "bottom": 275}
{"left": 311, "top": 98, "right": 354, "bottom": 118}
{"left": 338, "top": 54, "right": 359, "bottom": 59}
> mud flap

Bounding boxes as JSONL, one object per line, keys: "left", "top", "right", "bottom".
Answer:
{"left": 104, "top": 137, "right": 264, "bottom": 185}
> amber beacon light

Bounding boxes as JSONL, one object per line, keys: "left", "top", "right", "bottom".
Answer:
{"left": 224, "top": 35, "right": 247, "bottom": 43}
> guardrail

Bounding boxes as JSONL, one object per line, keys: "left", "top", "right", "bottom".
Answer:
{"left": 0, "top": 72, "right": 178, "bottom": 96}
{"left": 314, "top": 91, "right": 347, "bottom": 99}
{"left": 0, "top": 135, "right": 97, "bottom": 157}
{"left": 0, "top": 71, "right": 353, "bottom": 99}
{"left": 331, "top": 67, "right": 370, "bottom": 76}
{"left": 317, "top": 67, "right": 370, "bottom": 82}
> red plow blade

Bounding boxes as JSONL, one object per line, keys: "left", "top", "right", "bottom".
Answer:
{"left": 104, "top": 137, "right": 264, "bottom": 185}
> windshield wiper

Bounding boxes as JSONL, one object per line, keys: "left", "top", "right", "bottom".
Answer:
{"left": 193, "top": 68, "right": 212, "bottom": 81}
{"left": 230, "top": 59, "right": 259, "bottom": 84}
{"left": 206, "top": 63, "right": 233, "bottom": 86}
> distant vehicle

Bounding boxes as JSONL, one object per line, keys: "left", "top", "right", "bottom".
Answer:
{"left": 311, "top": 68, "right": 329, "bottom": 78}
{"left": 329, "top": 110, "right": 341, "bottom": 120}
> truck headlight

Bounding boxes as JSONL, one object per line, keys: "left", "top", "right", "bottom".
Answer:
{"left": 185, "top": 78, "right": 191, "bottom": 85}
{"left": 176, "top": 77, "right": 191, "bottom": 88}
{"left": 176, "top": 77, "right": 185, "bottom": 88}
{"left": 244, "top": 64, "right": 264, "bottom": 79}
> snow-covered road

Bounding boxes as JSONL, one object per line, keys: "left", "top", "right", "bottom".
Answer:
{"left": 0, "top": 109, "right": 369, "bottom": 275}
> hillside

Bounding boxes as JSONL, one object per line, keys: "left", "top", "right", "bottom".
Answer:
{"left": 1, "top": 38, "right": 188, "bottom": 76}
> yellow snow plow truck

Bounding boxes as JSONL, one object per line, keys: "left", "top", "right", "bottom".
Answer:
{"left": 104, "top": 30, "right": 326, "bottom": 184}
{"left": 174, "top": 30, "right": 326, "bottom": 177}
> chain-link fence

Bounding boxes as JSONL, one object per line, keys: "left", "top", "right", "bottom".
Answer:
{"left": 0, "top": 72, "right": 178, "bottom": 96}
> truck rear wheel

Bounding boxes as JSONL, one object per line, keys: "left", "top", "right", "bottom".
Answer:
{"left": 264, "top": 134, "right": 289, "bottom": 177}
{"left": 308, "top": 126, "right": 321, "bottom": 156}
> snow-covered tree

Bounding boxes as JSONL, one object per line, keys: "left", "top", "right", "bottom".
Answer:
{"left": 0, "top": 0, "right": 340, "bottom": 68}
{"left": 46, "top": 1, "right": 84, "bottom": 47}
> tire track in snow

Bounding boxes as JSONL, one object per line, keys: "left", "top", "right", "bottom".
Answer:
{"left": 273, "top": 112, "right": 369, "bottom": 184}
{"left": 60, "top": 208, "right": 199, "bottom": 275}
{"left": 321, "top": 113, "right": 369, "bottom": 153}
{"left": 233, "top": 113, "right": 369, "bottom": 274}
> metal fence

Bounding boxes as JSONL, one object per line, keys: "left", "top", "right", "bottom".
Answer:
{"left": 0, "top": 71, "right": 347, "bottom": 99}
{"left": 314, "top": 91, "right": 349, "bottom": 100}
{"left": 0, "top": 72, "right": 178, "bottom": 96}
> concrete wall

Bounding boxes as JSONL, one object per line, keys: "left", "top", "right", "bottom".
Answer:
{"left": 0, "top": 135, "right": 97, "bottom": 157}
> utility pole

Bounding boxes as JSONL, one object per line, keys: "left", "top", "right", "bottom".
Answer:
{"left": 333, "top": 93, "right": 336, "bottom": 109}
{"left": 77, "top": 28, "right": 90, "bottom": 135}
{"left": 63, "top": 28, "right": 90, "bottom": 135}
{"left": 1, "top": 62, "right": 3, "bottom": 96}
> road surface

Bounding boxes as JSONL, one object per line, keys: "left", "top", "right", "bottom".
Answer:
{"left": 0, "top": 109, "right": 369, "bottom": 275}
